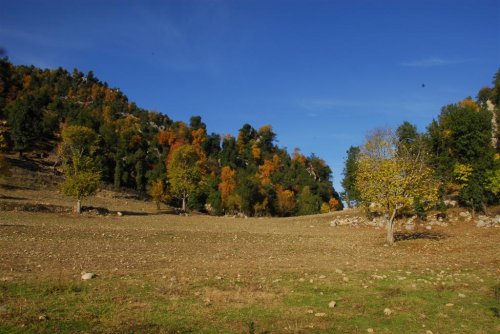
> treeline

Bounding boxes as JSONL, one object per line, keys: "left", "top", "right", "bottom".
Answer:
{"left": 342, "top": 69, "right": 500, "bottom": 213}
{"left": 0, "top": 58, "right": 342, "bottom": 216}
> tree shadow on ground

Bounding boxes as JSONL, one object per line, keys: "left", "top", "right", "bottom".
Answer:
{"left": 0, "top": 195, "right": 28, "bottom": 200}
{"left": 394, "top": 231, "right": 447, "bottom": 241}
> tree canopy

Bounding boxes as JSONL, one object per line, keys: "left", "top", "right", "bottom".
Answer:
{"left": 0, "top": 58, "right": 342, "bottom": 216}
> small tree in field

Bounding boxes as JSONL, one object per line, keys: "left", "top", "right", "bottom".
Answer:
{"left": 148, "top": 179, "right": 168, "bottom": 210}
{"left": 167, "top": 145, "right": 201, "bottom": 212}
{"left": 59, "top": 125, "right": 101, "bottom": 213}
{"left": 355, "top": 128, "right": 439, "bottom": 245}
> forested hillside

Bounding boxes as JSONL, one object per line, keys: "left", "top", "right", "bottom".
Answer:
{"left": 0, "top": 58, "right": 342, "bottom": 216}
{"left": 342, "top": 69, "right": 500, "bottom": 214}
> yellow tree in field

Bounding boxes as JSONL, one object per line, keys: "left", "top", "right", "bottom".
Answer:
{"left": 355, "top": 128, "right": 439, "bottom": 245}
{"left": 167, "top": 145, "right": 201, "bottom": 212}
{"left": 59, "top": 125, "right": 101, "bottom": 214}
{"left": 148, "top": 179, "right": 168, "bottom": 210}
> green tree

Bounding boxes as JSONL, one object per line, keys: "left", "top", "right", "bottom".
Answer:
{"left": 297, "top": 186, "right": 321, "bottom": 215}
{"left": 341, "top": 146, "right": 360, "bottom": 208}
{"left": 59, "top": 125, "right": 101, "bottom": 213}
{"left": 356, "top": 128, "right": 439, "bottom": 245}
{"left": 167, "top": 145, "right": 201, "bottom": 211}
{"left": 0, "top": 132, "right": 11, "bottom": 182}
{"left": 6, "top": 94, "right": 44, "bottom": 156}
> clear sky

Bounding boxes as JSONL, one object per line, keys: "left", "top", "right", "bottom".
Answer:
{"left": 1, "top": 0, "right": 499, "bottom": 192}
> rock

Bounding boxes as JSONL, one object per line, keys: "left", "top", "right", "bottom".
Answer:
{"left": 425, "top": 331, "right": 434, "bottom": 334}
{"left": 445, "top": 303, "right": 454, "bottom": 307}
{"left": 425, "top": 226, "right": 432, "bottom": 230}
{"left": 404, "top": 224, "right": 415, "bottom": 231}
{"left": 335, "top": 268, "right": 343, "bottom": 274}
{"left": 367, "top": 329, "right": 374, "bottom": 333}
{"left": 81, "top": 272, "right": 96, "bottom": 280}
{"left": 306, "top": 309, "right": 314, "bottom": 314}
{"left": 476, "top": 218, "right": 489, "bottom": 228}
{"left": 319, "top": 275, "right": 326, "bottom": 279}
{"left": 330, "top": 221, "right": 338, "bottom": 227}
{"left": 383, "top": 308, "right": 392, "bottom": 315}
{"left": 444, "top": 199, "right": 457, "bottom": 208}
{"left": 117, "top": 211, "right": 123, "bottom": 217}
{"left": 459, "top": 211, "right": 471, "bottom": 221}
{"left": 38, "top": 314, "right": 48, "bottom": 321}
{"left": 328, "top": 301, "right": 336, "bottom": 308}
{"left": 458, "top": 293, "right": 466, "bottom": 298}
{"left": 314, "top": 312, "right": 326, "bottom": 317}
{"left": 343, "top": 276, "right": 349, "bottom": 282}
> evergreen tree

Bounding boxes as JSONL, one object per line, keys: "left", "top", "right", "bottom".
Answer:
{"left": 341, "top": 146, "right": 360, "bottom": 207}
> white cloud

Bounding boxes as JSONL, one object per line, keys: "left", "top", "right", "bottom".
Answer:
{"left": 400, "top": 57, "right": 470, "bottom": 67}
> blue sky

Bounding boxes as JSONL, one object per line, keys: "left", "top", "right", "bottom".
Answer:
{"left": 1, "top": 0, "right": 499, "bottom": 192}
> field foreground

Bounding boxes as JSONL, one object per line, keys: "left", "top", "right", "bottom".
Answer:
{"left": 0, "top": 206, "right": 499, "bottom": 333}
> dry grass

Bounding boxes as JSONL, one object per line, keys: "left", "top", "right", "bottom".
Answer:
{"left": 0, "top": 172, "right": 499, "bottom": 332}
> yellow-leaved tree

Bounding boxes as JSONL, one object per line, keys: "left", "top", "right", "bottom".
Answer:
{"left": 355, "top": 128, "right": 439, "bottom": 245}
{"left": 59, "top": 125, "right": 101, "bottom": 214}
{"left": 167, "top": 145, "right": 201, "bottom": 212}
{"left": 148, "top": 179, "right": 168, "bottom": 210}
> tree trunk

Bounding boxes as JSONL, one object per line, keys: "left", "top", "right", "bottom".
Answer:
{"left": 76, "top": 199, "right": 82, "bottom": 214}
{"left": 181, "top": 195, "right": 186, "bottom": 212}
{"left": 386, "top": 208, "right": 397, "bottom": 246}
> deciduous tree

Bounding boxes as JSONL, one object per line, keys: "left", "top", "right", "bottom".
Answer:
{"left": 167, "top": 145, "right": 201, "bottom": 211}
{"left": 356, "top": 128, "right": 439, "bottom": 245}
{"left": 59, "top": 125, "right": 101, "bottom": 213}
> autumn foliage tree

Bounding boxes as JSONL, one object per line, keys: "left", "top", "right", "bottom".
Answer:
{"left": 59, "top": 125, "right": 101, "bottom": 213}
{"left": 0, "top": 59, "right": 343, "bottom": 216}
{"left": 167, "top": 145, "right": 201, "bottom": 212}
{"left": 356, "top": 128, "right": 439, "bottom": 245}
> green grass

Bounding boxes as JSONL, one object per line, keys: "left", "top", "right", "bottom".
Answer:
{"left": 1, "top": 270, "right": 497, "bottom": 333}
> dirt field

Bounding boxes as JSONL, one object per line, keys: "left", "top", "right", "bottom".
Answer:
{"left": 0, "top": 186, "right": 499, "bottom": 333}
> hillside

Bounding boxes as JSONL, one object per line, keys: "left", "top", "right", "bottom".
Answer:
{"left": 0, "top": 59, "right": 342, "bottom": 216}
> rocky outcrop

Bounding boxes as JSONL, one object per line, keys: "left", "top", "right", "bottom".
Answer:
{"left": 329, "top": 211, "right": 499, "bottom": 229}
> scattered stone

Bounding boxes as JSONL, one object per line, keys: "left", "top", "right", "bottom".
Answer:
{"left": 335, "top": 268, "right": 343, "bottom": 274}
{"left": 319, "top": 275, "right": 326, "bottom": 279}
{"left": 404, "top": 223, "right": 415, "bottom": 231}
{"left": 443, "top": 199, "right": 457, "bottom": 208}
{"left": 458, "top": 293, "right": 466, "bottom": 298}
{"left": 38, "top": 314, "right": 48, "bottom": 321}
{"left": 306, "top": 309, "right": 314, "bottom": 314}
{"left": 459, "top": 211, "right": 472, "bottom": 221}
{"left": 476, "top": 215, "right": 500, "bottom": 228}
{"left": 425, "top": 226, "right": 432, "bottom": 230}
{"left": 367, "top": 328, "right": 374, "bottom": 333}
{"left": 383, "top": 308, "right": 392, "bottom": 315}
{"left": 203, "top": 298, "right": 211, "bottom": 306}
{"left": 445, "top": 303, "right": 454, "bottom": 307}
{"left": 81, "top": 272, "right": 96, "bottom": 280}
{"left": 343, "top": 276, "right": 349, "bottom": 282}
{"left": 117, "top": 211, "right": 123, "bottom": 217}
{"left": 426, "top": 331, "right": 434, "bottom": 334}
{"left": 328, "top": 301, "right": 336, "bottom": 308}
{"left": 215, "top": 276, "right": 222, "bottom": 280}
{"left": 314, "top": 312, "right": 326, "bottom": 317}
